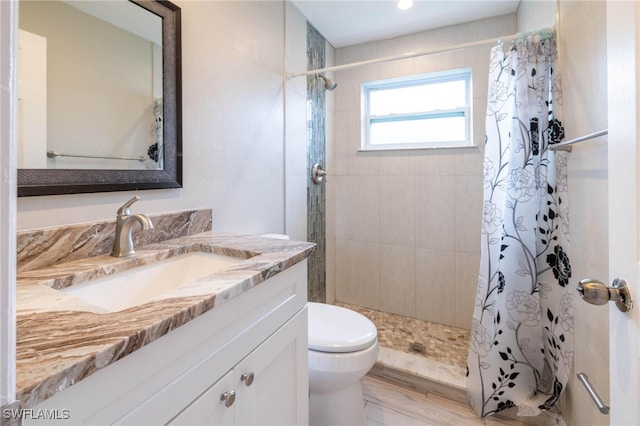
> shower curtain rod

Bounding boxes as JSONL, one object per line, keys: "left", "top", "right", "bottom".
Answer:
{"left": 287, "top": 32, "right": 524, "bottom": 78}
{"left": 548, "top": 129, "right": 608, "bottom": 152}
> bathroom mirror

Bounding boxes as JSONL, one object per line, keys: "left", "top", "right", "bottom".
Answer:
{"left": 17, "top": 0, "right": 182, "bottom": 196}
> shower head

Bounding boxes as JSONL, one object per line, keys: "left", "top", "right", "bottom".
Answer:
{"left": 317, "top": 74, "right": 337, "bottom": 91}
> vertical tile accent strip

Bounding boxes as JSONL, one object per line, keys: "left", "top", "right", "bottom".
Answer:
{"left": 306, "top": 23, "right": 326, "bottom": 303}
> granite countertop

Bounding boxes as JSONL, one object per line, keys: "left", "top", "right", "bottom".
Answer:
{"left": 15, "top": 231, "right": 315, "bottom": 409}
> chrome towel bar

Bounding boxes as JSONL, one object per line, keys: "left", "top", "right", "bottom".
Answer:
{"left": 47, "top": 150, "right": 145, "bottom": 161}
{"left": 549, "top": 129, "right": 608, "bottom": 152}
{"left": 577, "top": 372, "right": 610, "bottom": 414}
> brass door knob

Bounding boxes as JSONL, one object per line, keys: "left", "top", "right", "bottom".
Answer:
{"left": 577, "top": 278, "right": 633, "bottom": 313}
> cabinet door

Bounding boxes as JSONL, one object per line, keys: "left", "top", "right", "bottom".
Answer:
{"left": 235, "top": 309, "right": 308, "bottom": 426}
{"left": 169, "top": 370, "right": 235, "bottom": 426}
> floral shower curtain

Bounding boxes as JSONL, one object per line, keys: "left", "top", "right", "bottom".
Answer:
{"left": 467, "top": 30, "right": 574, "bottom": 418}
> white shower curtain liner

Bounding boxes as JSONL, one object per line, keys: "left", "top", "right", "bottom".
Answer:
{"left": 466, "top": 30, "right": 574, "bottom": 419}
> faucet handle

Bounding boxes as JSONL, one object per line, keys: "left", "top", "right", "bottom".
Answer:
{"left": 116, "top": 195, "right": 140, "bottom": 216}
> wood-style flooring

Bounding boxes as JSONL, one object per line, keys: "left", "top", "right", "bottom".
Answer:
{"left": 362, "top": 374, "right": 525, "bottom": 426}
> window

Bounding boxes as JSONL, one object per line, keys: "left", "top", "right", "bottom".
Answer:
{"left": 361, "top": 68, "right": 473, "bottom": 150}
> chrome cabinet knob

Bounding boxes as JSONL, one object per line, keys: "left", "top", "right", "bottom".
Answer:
{"left": 220, "top": 390, "right": 236, "bottom": 408}
{"left": 241, "top": 372, "right": 255, "bottom": 387}
{"left": 577, "top": 278, "right": 633, "bottom": 313}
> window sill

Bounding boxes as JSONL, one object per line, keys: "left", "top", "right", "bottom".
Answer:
{"left": 359, "top": 143, "right": 478, "bottom": 152}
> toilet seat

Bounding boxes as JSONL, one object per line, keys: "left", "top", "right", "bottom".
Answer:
{"left": 308, "top": 302, "right": 377, "bottom": 353}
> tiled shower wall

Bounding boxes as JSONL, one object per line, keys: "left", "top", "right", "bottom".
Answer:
{"left": 306, "top": 23, "right": 326, "bottom": 303}
{"left": 331, "top": 15, "right": 516, "bottom": 330}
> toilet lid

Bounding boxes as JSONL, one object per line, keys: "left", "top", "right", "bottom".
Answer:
{"left": 307, "top": 302, "right": 378, "bottom": 353}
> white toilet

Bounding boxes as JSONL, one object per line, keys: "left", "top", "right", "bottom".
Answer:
{"left": 307, "top": 302, "right": 379, "bottom": 426}
{"left": 260, "top": 234, "right": 379, "bottom": 425}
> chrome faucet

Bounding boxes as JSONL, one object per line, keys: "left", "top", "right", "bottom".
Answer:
{"left": 110, "top": 196, "right": 154, "bottom": 258}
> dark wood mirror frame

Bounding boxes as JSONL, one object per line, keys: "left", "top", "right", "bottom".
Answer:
{"left": 18, "top": 0, "right": 182, "bottom": 197}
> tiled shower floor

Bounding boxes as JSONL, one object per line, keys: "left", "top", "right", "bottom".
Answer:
{"left": 338, "top": 303, "right": 470, "bottom": 369}
{"left": 341, "top": 303, "right": 470, "bottom": 369}
{"left": 337, "top": 302, "right": 472, "bottom": 401}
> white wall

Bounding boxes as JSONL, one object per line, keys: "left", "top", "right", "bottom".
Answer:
{"left": 517, "top": 0, "right": 557, "bottom": 31}
{"left": 17, "top": 1, "right": 296, "bottom": 237}
{"left": 284, "top": 2, "right": 308, "bottom": 243}
{"left": 331, "top": 15, "right": 516, "bottom": 330}
{"left": 556, "top": 2, "right": 609, "bottom": 425}
{"left": 0, "top": 0, "right": 17, "bottom": 407}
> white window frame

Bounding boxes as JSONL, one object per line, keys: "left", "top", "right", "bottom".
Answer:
{"left": 360, "top": 68, "right": 473, "bottom": 151}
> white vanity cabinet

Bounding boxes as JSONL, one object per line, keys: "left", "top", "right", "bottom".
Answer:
{"left": 170, "top": 310, "right": 305, "bottom": 425}
{"left": 171, "top": 371, "right": 235, "bottom": 425}
{"left": 233, "top": 318, "right": 303, "bottom": 426}
{"left": 25, "top": 261, "right": 309, "bottom": 426}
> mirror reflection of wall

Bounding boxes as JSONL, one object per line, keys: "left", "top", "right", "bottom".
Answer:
{"left": 18, "top": 0, "right": 163, "bottom": 170}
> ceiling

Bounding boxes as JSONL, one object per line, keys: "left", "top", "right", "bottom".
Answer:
{"left": 290, "top": 0, "right": 521, "bottom": 48}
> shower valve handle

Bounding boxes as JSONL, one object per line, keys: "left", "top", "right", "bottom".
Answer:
{"left": 576, "top": 278, "right": 633, "bottom": 313}
{"left": 311, "top": 163, "right": 327, "bottom": 184}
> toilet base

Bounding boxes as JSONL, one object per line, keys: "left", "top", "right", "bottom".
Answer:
{"left": 309, "top": 380, "right": 365, "bottom": 426}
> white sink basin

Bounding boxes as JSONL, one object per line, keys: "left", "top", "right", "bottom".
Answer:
{"left": 62, "top": 252, "right": 244, "bottom": 312}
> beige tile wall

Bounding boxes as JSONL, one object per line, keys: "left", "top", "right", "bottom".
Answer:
{"left": 330, "top": 15, "right": 516, "bottom": 330}
{"left": 545, "top": 1, "right": 609, "bottom": 425}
